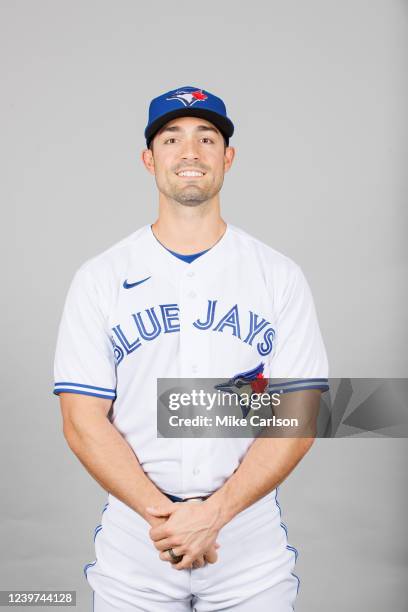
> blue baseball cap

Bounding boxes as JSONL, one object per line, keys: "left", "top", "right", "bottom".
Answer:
{"left": 144, "top": 85, "right": 234, "bottom": 148}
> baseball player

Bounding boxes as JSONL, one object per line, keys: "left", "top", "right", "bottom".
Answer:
{"left": 53, "top": 85, "right": 329, "bottom": 611}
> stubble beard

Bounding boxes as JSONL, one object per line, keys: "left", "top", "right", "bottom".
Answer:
{"left": 173, "top": 185, "right": 211, "bottom": 207}
{"left": 165, "top": 175, "right": 224, "bottom": 208}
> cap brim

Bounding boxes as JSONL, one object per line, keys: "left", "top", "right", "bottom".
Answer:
{"left": 145, "top": 108, "right": 234, "bottom": 147}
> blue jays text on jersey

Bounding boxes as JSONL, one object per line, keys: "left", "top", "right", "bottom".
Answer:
{"left": 111, "top": 299, "right": 276, "bottom": 365}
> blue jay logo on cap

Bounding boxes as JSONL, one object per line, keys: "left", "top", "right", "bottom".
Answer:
{"left": 144, "top": 85, "right": 234, "bottom": 146}
{"left": 166, "top": 88, "right": 208, "bottom": 107}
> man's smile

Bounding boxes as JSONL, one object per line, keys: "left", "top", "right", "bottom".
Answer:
{"left": 175, "top": 169, "right": 206, "bottom": 178}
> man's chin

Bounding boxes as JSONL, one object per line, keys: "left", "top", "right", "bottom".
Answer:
{"left": 173, "top": 188, "right": 210, "bottom": 206}
{"left": 176, "top": 197, "right": 207, "bottom": 207}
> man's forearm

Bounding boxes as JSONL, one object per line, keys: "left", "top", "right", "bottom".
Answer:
{"left": 64, "top": 414, "right": 169, "bottom": 525}
{"left": 206, "top": 388, "right": 321, "bottom": 529}
{"left": 206, "top": 436, "right": 314, "bottom": 529}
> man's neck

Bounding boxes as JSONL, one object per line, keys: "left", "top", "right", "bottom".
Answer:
{"left": 151, "top": 208, "right": 227, "bottom": 255}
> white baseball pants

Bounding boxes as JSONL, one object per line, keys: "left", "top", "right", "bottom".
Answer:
{"left": 86, "top": 490, "right": 299, "bottom": 611}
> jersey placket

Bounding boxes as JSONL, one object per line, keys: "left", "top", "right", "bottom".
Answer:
{"left": 144, "top": 223, "right": 233, "bottom": 497}
{"left": 178, "top": 266, "right": 211, "bottom": 496}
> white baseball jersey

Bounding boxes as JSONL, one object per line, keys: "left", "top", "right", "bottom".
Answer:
{"left": 53, "top": 223, "right": 329, "bottom": 498}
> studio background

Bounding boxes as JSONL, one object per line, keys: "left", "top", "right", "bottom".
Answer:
{"left": 1, "top": 1, "right": 407, "bottom": 611}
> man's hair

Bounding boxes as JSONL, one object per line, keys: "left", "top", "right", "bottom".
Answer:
{"left": 148, "top": 135, "right": 228, "bottom": 153}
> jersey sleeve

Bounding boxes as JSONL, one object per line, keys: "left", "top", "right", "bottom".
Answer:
{"left": 52, "top": 262, "right": 117, "bottom": 400}
{"left": 268, "top": 263, "right": 329, "bottom": 394}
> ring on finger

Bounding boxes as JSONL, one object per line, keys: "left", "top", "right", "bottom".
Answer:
{"left": 167, "top": 548, "right": 184, "bottom": 564}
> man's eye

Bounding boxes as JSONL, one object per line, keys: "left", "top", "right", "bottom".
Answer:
{"left": 163, "top": 137, "right": 214, "bottom": 144}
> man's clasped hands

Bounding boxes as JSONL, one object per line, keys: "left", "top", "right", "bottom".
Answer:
{"left": 146, "top": 497, "right": 224, "bottom": 570}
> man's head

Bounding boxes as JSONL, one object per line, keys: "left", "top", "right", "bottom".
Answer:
{"left": 142, "top": 115, "right": 235, "bottom": 207}
{"left": 142, "top": 86, "right": 235, "bottom": 207}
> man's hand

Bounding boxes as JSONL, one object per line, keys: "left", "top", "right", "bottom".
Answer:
{"left": 146, "top": 500, "right": 222, "bottom": 570}
{"left": 145, "top": 506, "right": 219, "bottom": 568}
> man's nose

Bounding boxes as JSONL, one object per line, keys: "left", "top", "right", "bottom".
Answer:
{"left": 180, "top": 139, "right": 200, "bottom": 159}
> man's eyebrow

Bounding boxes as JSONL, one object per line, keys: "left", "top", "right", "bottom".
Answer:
{"left": 158, "top": 124, "right": 220, "bottom": 136}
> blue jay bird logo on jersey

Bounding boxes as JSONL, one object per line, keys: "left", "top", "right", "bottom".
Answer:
{"left": 166, "top": 88, "right": 208, "bottom": 107}
{"left": 215, "top": 362, "right": 269, "bottom": 418}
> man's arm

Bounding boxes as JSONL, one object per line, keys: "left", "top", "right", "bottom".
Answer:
{"left": 59, "top": 392, "right": 171, "bottom": 525}
{"left": 147, "top": 389, "right": 321, "bottom": 569}
{"left": 206, "top": 388, "right": 321, "bottom": 526}
{"left": 60, "top": 392, "right": 219, "bottom": 568}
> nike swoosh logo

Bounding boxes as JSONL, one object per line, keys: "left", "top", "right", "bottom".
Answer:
{"left": 123, "top": 276, "right": 151, "bottom": 289}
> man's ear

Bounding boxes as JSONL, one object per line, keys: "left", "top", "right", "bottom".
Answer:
{"left": 141, "top": 148, "right": 155, "bottom": 175}
{"left": 224, "top": 146, "right": 236, "bottom": 173}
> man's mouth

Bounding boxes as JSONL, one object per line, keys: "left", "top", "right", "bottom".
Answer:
{"left": 176, "top": 170, "right": 206, "bottom": 178}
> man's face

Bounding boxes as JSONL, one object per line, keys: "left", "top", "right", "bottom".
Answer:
{"left": 143, "top": 116, "right": 235, "bottom": 206}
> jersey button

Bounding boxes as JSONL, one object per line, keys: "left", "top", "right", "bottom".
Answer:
{"left": 192, "top": 467, "right": 200, "bottom": 475}
{"left": 188, "top": 290, "right": 197, "bottom": 299}
{"left": 191, "top": 364, "right": 198, "bottom": 373}
{"left": 187, "top": 270, "right": 195, "bottom": 277}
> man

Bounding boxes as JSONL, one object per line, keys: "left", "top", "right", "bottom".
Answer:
{"left": 53, "top": 85, "right": 329, "bottom": 611}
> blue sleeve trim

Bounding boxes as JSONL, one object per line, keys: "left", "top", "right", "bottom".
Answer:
{"left": 267, "top": 378, "right": 329, "bottom": 394}
{"left": 54, "top": 381, "right": 116, "bottom": 393}
{"left": 53, "top": 388, "right": 116, "bottom": 400}
{"left": 271, "top": 384, "right": 329, "bottom": 394}
{"left": 53, "top": 381, "right": 116, "bottom": 399}
{"left": 268, "top": 378, "right": 329, "bottom": 389}
{"left": 268, "top": 378, "right": 329, "bottom": 387}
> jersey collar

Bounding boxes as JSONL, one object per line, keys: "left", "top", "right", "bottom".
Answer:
{"left": 140, "top": 222, "right": 232, "bottom": 284}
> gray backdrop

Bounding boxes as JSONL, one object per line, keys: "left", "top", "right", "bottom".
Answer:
{"left": 1, "top": 0, "right": 407, "bottom": 610}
